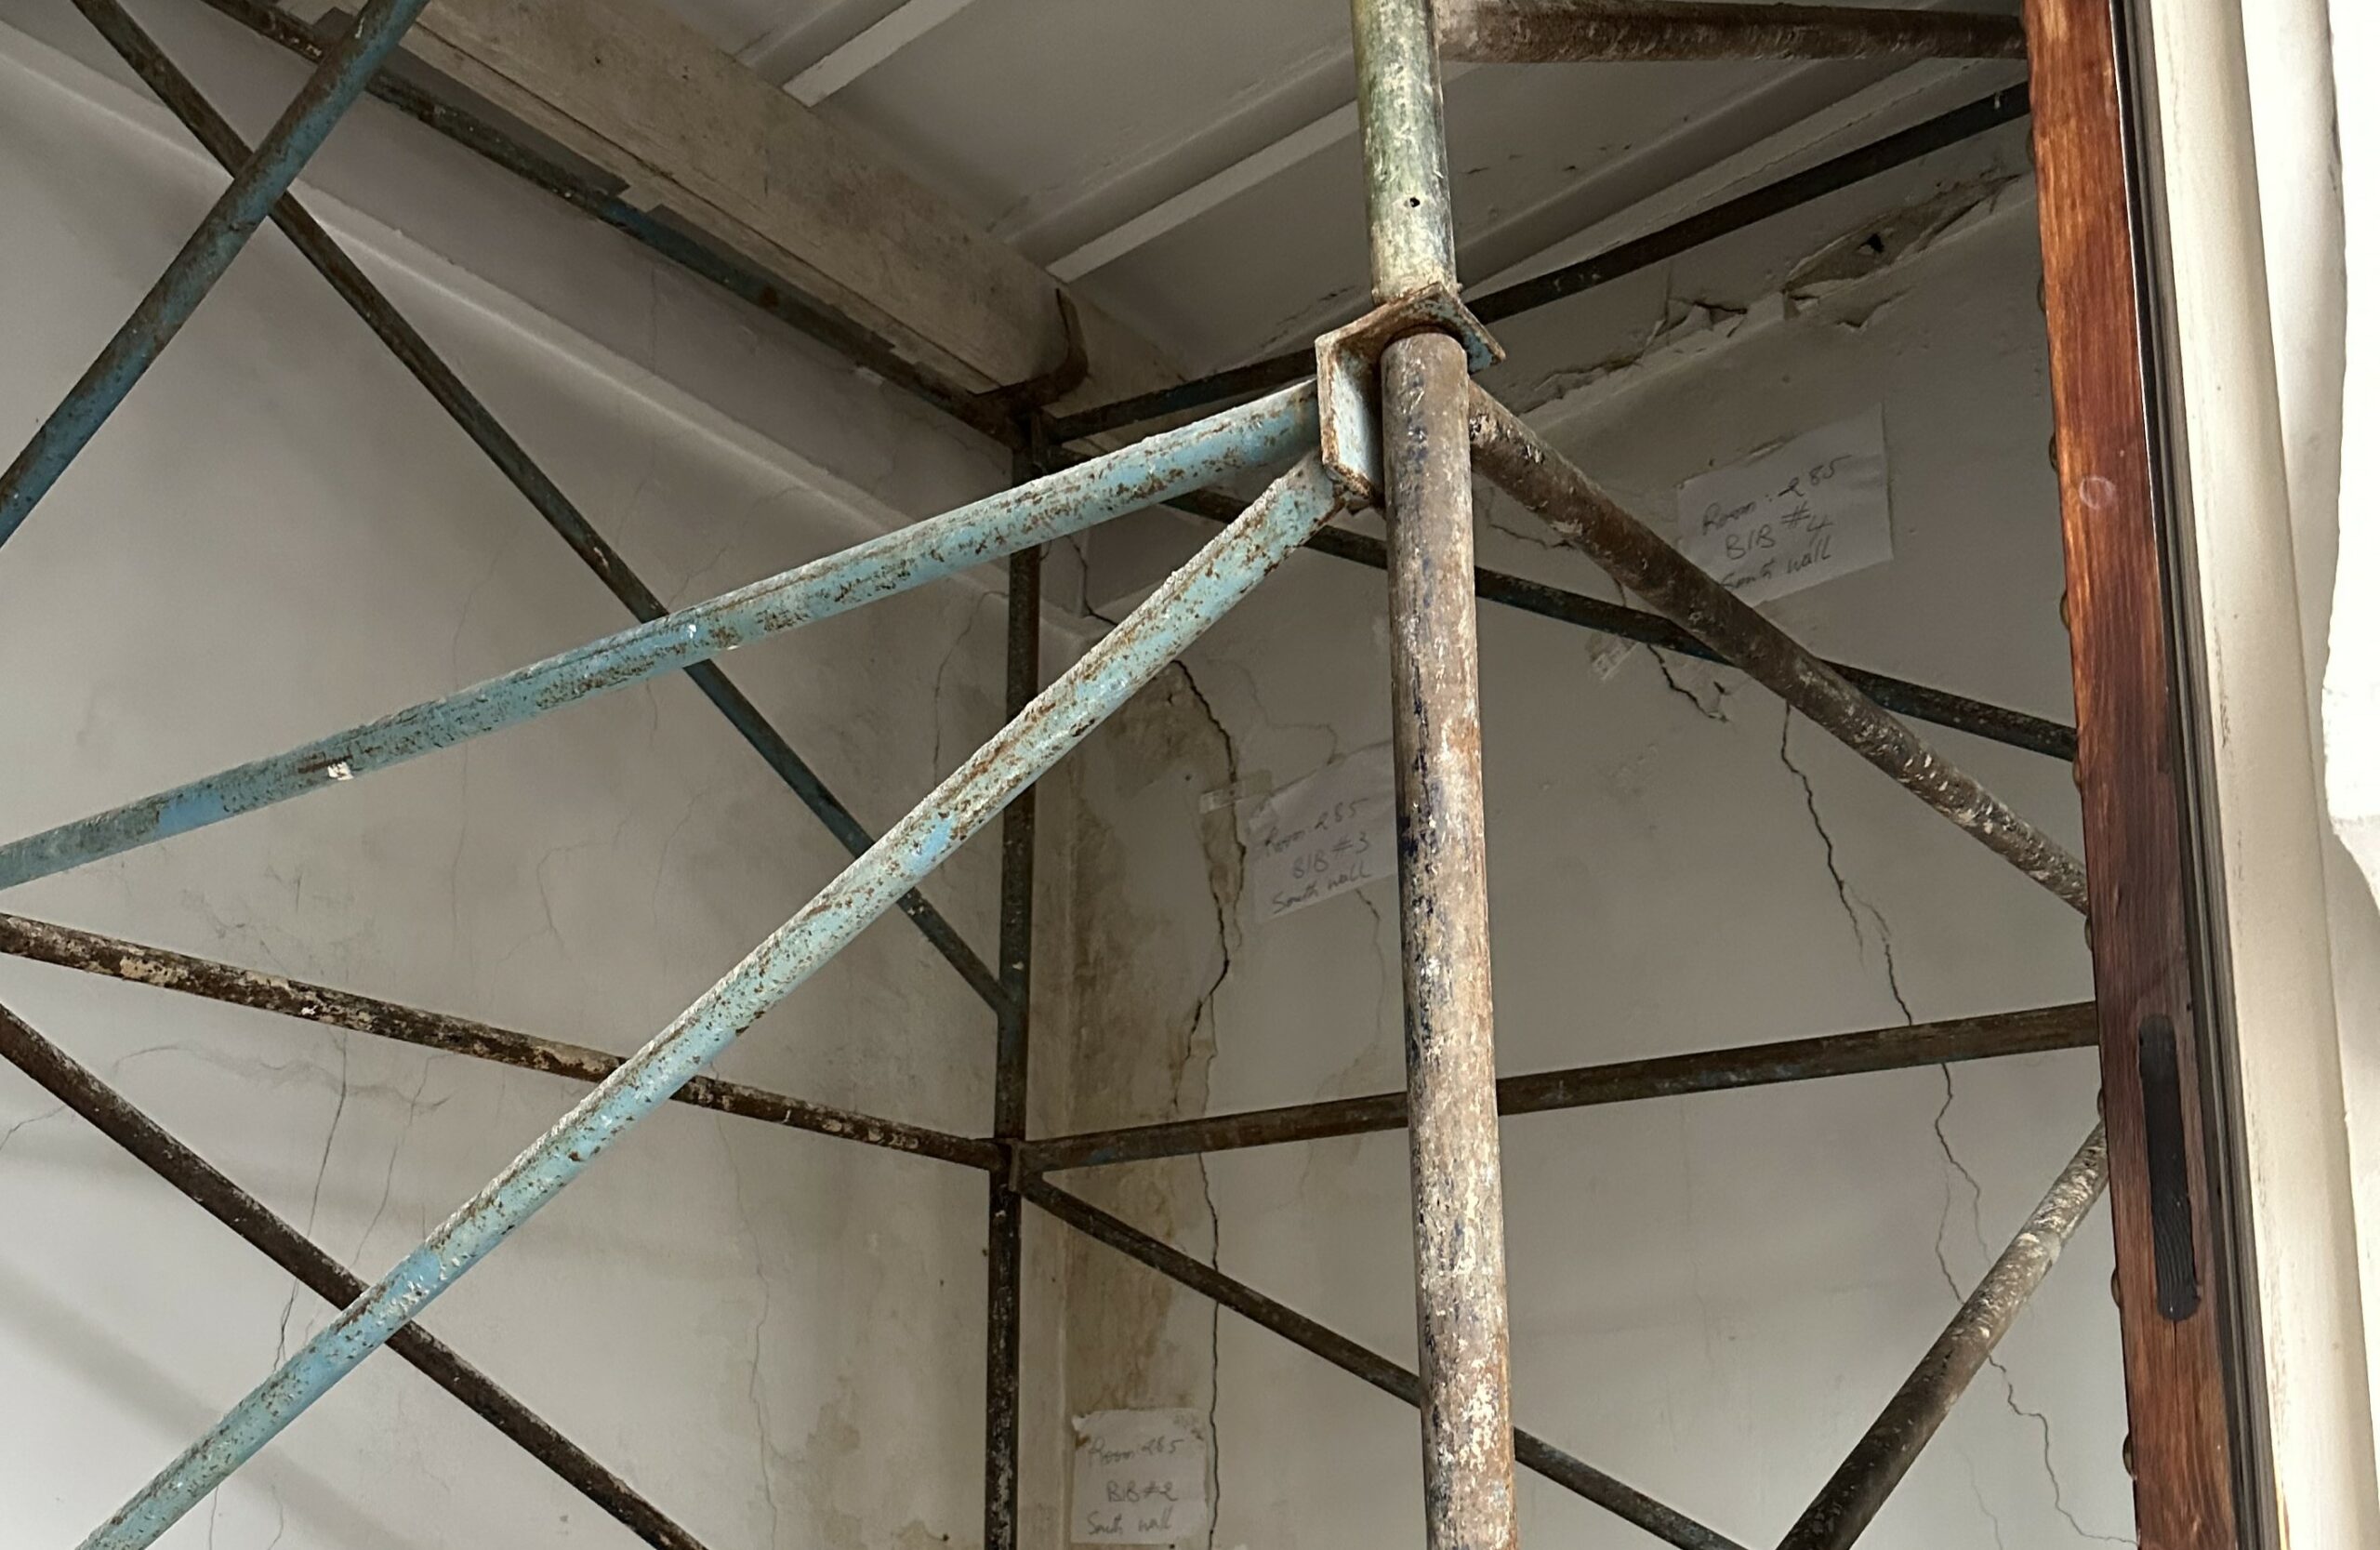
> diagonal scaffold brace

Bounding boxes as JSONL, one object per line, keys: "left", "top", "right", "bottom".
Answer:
{"left": 1463, "top": 351, "right": 2108, "bottom": 1541}
{"left": 0, "top": 998, "right": 718, "bottom": 1550}
{"left": 0, "top": 385, "right": 1317, "bottom": 893}
{"left": 61, "top": 0, "right": 1008, "bottom": 1014}
{"left": 72, "top": 447, "right": 1344, "bottom": 1549}
{"left": 0, "top": 0, "right": 432, "bottom": 547}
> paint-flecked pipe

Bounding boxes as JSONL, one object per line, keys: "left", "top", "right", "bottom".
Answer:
{"left": 1467, "top": 386, "right": 2092, "bottom": 912}
{"left": 1017, "top": 1001, "right": 2098, "bottom": 1172}
{"left": 1435, "top": 1, "right": 2027, "bottom": 63}
{"left": 0, "top": 1000, "right": 715, "bottom": 1550}
{"left": 1382, "top": 328, "right": 1522, "bottom": 1550}
{"left": 75, "top": 456, "right": 1342, "bottom": 1550}
{"left": 0, "top": 0, "right": 431, "bottom": 547}
{"left": 1777, "top": 1126, "right": 2109, "bottom": 1549}
{"left": 0, "top": 386, "right": 1318, "bottom": 893}
{"left": 67, "top": 0, "right": 1005, "bottom": 1014}
{"left": 1350, "top": 3, "right": 1521, "bottom": 1545}
{"left": 0, "top": 910, "right": 998, "bottom": 1168}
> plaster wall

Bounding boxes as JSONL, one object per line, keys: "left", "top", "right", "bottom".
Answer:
{"left": 0, "top": 6, "right": 1078, "bottom": 1545}
{"left": 1052, "top": 199, "right": 2133, "bottom": 1548}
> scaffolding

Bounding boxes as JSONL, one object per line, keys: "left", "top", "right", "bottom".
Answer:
{"left": 0, "top": 1, "right": 2238, "bottom": 1547}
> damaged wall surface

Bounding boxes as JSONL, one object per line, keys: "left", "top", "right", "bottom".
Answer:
{"left": 0, "top": 0, "right": 2148, "bottom": 1542}
{"left": 1051, "top": 190, "right": 2125, "bottom": 1547}
{"left": 0, "top": 5, "right": 1084, "bottom": 1544}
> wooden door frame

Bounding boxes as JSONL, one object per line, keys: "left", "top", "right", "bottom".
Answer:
{"left": 2026, "top": 0, "right": 2279, "bottom": 1543}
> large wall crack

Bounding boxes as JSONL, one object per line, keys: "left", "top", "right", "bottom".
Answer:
{"left": 1175, "top": 660, "right": 1239, "bottom": 1550}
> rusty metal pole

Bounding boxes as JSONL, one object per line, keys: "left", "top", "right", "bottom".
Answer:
{"left": 1465, "top": 389, "right": 2090, "bottom": 913}
{"left": 1433, "top": 1, "right": 2026, "bottom": 63}
{"left": 0, "top": 999, "right": 717, "bottom": 1550}
{"left": 0, "top": 911, "right": 998, "bottom": 1167}
{"left": 1349, "top": 4, "right": 1520, "bottom": 1547}
{"left": 1017, "top": 1003, "right": 2097, "bottom": 1172}
{"left": 1778, "top": 1126, "right": 2109, "bottom": 1550}
{"left": 984, "top": 509, "right": 1044, "bottom": 1550}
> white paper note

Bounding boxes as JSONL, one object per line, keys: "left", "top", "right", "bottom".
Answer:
{"left": 1071, "top": 1409, "right": 1210, "bottom": 1544}
{"left": 1246, "top": 743, "right": 1395, "bottom": 921}
{"left": 1675, "top": 406, "right": 1892, "bottom": 604}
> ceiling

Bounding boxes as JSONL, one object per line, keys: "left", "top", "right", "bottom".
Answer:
{"left": 636, "top": 0, "right": 2027, "bottom": 376}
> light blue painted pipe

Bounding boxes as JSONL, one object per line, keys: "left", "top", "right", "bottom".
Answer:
{"left": 0, "top": 386, "right": 1318, "bottom": 889}
{"left": 79, "top": 455, "right": 1340, "bottom": 1550}
{"left": 0, "top": 0, "right": 434, "bottom": 547}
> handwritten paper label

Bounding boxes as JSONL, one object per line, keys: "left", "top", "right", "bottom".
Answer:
{"left": 1246, "top": 743, "right": 1395, "bottom": 921}
{"left": 1675, "top": 406, "right": 1892, "bottom": 604}
{"left": 1072, "top": 1409, "right": 1209, "bottom": 1544}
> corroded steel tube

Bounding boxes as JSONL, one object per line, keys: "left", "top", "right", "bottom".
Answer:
{"left": 76, "top": 455, "right": 1341, "bottom": 1550}
{"left": 0, "top": 0, "right": 432, "bottom": 546}
{"left": 1351, "top": 0, "right": 1460, "bottom": 297}
{"left": 1382, "top": 331, "right": 1521, "bottom": 1550}
{"left": 1778, "top": 1126, "right": 2109, "bottom": 1549}
{"left": 0, "top": 911, "right": 996, "bottom": 1167}
{"left": 1018, "top": 1002, "right": 2097, "bottom": 1172}
{"left": 1436, "top": 1, "right": 2026, "bottom": 62}
{"left": 1353, "top": 0, "right": 1521, "bottom": 1540}
{"left": 0, "top": 385, "right": 1318, "bottom": 893}
{"left": 0, "top": 1000, "right": 714, "bottom": 1550}
{"left": 984, "top": 536, "right": 1043, "bottom": 1550}
{"left": 1467, "top": 387, "right": 2090, "bottom": 912}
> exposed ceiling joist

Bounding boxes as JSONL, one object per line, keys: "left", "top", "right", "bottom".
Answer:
{"left": 403, "top": 0, "right": 1180, "bottom": 409}
{"left": 783, "top": 0, "right": 982, "bottom": 104}
{"left": 1050, "top": 61, "right": 1476, "bottom": 284}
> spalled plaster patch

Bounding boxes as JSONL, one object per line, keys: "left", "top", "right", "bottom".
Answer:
{"left": 1514, "top": 171, "right": 2041, "bottom": 439}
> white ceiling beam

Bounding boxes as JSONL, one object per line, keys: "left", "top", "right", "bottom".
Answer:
{"left": 1048, "top": 61, "right": 1473, "bottom": 282}
{"left": 1467, "top": 60, "right": 2009, "bottom": 293}
{"left": 783, "top": 0, "right": 984, "bottom": 104}
{"left": 1051, "top": 100, "right": 1353, "bottom": 283}
{"left": 400, "top": 0, "right": 1179, "bottom": 407}
{"left": 990, "top": 34, "right": 1347, "bottom": 250}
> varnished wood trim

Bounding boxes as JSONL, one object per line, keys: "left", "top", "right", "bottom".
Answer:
{"left": 2023, "top": 0, "right": 2254, "bottom": 1543}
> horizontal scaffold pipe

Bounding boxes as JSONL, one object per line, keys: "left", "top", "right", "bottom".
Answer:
{"left": 0, "top": 386, "right": 1319, "bottom": 894}
{"left": 0, "top": 912, "right": 997, "bottom": 1169}
{"left": 1466, "top": 386, "right": 2091, "bottom": 911}
{"left": 1436, "top": 1, "right": 2027, "bottom": 62}
{"left": 0, "top": 1000, "right": 717, "bottom": 1550}
{"left": 1018, "top": 1002, "right": 2096, "bottom": 1172}
{"left": 76, "top": 457, "right": 1344, "bottom": 1550}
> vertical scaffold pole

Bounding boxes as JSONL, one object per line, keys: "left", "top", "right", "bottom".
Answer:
{"left": 1347, "top": 5, "right": 1521, "bottom": 1549}
{"left": 984, "top": 513, "right": 1043, "bottom": 1550}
